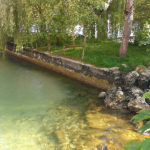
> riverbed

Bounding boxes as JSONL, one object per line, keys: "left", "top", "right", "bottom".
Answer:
{"left": 0, "top": 57, "right": 145, "bottom": 150}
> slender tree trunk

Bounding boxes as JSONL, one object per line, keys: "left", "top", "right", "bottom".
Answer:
{"left": 48, "top": 32, "right": 51, "bottom": 52}
{"left": 71, "top": 28, "right": 76, "bottom": 47}
{"left": 82, "top": 32, "right": 87, "bottom": 60}
{"left": 72, "top": 35, "right": 75, "bottom": 48}
{"left": 119, "top": 0, "right": 134, "bottom": 57}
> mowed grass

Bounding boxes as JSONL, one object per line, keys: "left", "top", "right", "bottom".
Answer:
{"left": 60, "top": 41, "right": 150, "bottom": 72}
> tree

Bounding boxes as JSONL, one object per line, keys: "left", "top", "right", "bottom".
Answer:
{"left": 107, "top": 0, "right": 126, "bottom": 40}
{"left": 134, "top": 0, "right": 150, "bottom": 29}
{"left": 0, "top": 0, "right": 107, "bottom": 52}
{"left": 119, "top": 0, "right": 134, "bottom": 57}
{"left": 77, "top": 0, "right": 105, "bottom": 59}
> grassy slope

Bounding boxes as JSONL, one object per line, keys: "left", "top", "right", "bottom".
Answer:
{"left": 60, "top": 41, "right": 150, "bottom": 72}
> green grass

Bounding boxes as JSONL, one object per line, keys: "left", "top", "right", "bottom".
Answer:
{"left": 36, "top": 45, "right": 64, "bottom": 51}
{"left": 59, "top": 41, "right": 150, "bottom": 72}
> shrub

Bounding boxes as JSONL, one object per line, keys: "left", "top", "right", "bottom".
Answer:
{"left": 124, "top": 91, "right": 150, "bottom": 150}
{"left": 135, "top": 23, "right": 150, "bottom": 52}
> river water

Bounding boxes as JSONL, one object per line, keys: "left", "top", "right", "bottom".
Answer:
{"left": 0, "top": 57, "right": 145, "bottom": 150}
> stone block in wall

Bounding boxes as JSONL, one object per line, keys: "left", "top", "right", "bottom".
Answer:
{"left": 61, "top": 57, "right": 83, "bottom": 72}
{"left": 88, "top": 66, "right": 109, "bottom": 79}
{"left": 51, "top": 56, "right": 62, "bottom": 66}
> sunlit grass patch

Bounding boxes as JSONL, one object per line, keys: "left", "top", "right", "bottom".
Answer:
{"left": 60, "top": 41, "right": 149, "bottom": 72}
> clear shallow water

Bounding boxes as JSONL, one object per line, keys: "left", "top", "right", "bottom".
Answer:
{"left": 0, "top": 57, "right": 145, "bottom": 150}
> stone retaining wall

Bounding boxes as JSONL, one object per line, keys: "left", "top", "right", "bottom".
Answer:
{"left": 6, "top": 43, "right": 122, "bottom": 90}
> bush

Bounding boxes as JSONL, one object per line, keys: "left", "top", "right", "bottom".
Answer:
{"left": 135, "top": 23, "right": 150, "bottom": 52}
{"left": 124, "top": 91, "right": 150, "bottom": 150}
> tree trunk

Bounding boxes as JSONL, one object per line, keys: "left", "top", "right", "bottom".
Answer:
{"left": 82, "top": 32, "right": 87, "bottom": 60}
{"left": 72, "top": 35, "right": 75, "bottom": 48}
{"left": 119, "top": 0, "right": 134, "bottom": 57}
{"left": 48, "top": 32, "right": 51, "bottom": 52}
{"left": 71, "top": 28, "right": 76, "bottom": 48}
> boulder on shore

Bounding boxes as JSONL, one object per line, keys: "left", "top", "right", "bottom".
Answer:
{"left": 100, "top": 65, "right": 150, "bottom": 113}
{"left": 104, "top": 87, "right": 127, "bottom": 110}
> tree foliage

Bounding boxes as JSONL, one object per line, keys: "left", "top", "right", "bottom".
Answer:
{"left": 0, "top": 0, "right": 106, "bottom": 50}
{"left": 0, "top": 0, "right": 150, "bottom": 56}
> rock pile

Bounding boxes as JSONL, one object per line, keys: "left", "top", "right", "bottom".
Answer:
{"left": 99, "top": 65, "right": 150, "bottom": 112}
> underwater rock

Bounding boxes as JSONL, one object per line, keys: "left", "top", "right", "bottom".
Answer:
{"left": 55, "top": 128, "right": 66, "bottom": 143}
{"left": 97, "top": 144, "right": 108, "bottom": 150}
{"left": 55, "top": 128, "right": 71, "bottom": 150}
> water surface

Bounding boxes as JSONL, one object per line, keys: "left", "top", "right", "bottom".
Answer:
{"left": 0, "top": 57, "right": 145, "bottom": 150}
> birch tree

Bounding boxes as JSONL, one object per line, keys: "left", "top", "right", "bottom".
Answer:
{"left": 119, "top": 0, "right": 134, "bottom": 57}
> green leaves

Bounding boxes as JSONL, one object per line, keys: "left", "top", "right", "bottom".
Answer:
{"left": 124, "top": 139, "right": 150, "bottom": 150}
{"left": 124, "top": 140, "right": 140, "bottom": 150}
{"left": 0, "top": 0, "right": 106, "bottom": 49}
{"left": 131, "top": 109, "right": 150, "bottom": 124}
{"left": 143, "top": 91, "right": 150, "bottom": 99}
{"left": 124, "top": 91, "right": 150, "bottom": 150}
{"left": 131, "top": 91, "right": 150, "bottom": 124}
{"left": 138, "top": 121, "right": 150, "bottom": 134}
{"left": 138, "top": 138, "right": 150, "bottom": 150}
{"left": 136, "top": 23, "right": 150, "bottom": 52}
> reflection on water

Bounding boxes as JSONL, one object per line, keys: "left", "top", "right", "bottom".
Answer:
{"left": 0, "top": 57, "right": 146, "bottom": 150}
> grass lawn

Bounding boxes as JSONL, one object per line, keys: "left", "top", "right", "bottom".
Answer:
{"left": 59, "top": 41, "right": 150, "bottom": 72}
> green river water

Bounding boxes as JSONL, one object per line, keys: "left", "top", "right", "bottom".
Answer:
{"left": 0, "top": 57, "right": 145, "bottom": 150}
